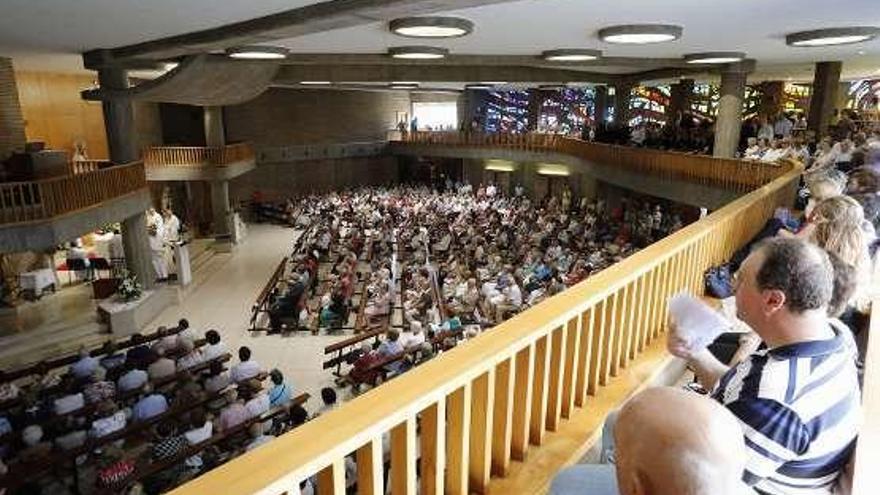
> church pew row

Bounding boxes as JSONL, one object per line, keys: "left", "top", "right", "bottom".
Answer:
{"left": 0, "top": 322, "right": 189, "bottom": 385}
{"left": 95, "top": 393, "right": 311, "bottom": 494}
{"left": 0, "top": 367, "right": 273, "bottom": 491}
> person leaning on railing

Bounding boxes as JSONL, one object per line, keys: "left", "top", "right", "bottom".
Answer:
{"left": 669, "top": 238, "right": 860, "bottom": 495}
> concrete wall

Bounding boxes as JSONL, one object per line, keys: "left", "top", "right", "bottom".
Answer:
{"left": 0, "top": 58, "right": 26, "bottom": 161}
{"left": 230, "top": 155, "right": 399, "bottom": 202}
{"left": 225, "top": 88, "right": 411, "bottom": 146}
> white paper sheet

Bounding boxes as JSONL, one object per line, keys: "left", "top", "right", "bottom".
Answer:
{"left": 668, "top": 292, "right": 732, "bottom": 350}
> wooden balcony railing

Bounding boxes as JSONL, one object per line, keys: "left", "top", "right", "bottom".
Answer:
{"left": 171, "top": 145, "right": 851, "bottom": 495}
{"left": 0, "top": 162, "right": 146, "bottom": 226}
{"left": 143, "top": 142, "right": 255, "bottom": 168}
{"left": 398, "top": 131, "right": 788, "bottom": 193}
{"left": 69, "top": 159, "right": 110, "bottom": 175}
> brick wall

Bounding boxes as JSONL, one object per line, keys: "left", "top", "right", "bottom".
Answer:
{"left": 225, "top": 88, "right": 411, "bottom": 146}
{"left": 0, "top": 58, "right": 26, "bottom": 160}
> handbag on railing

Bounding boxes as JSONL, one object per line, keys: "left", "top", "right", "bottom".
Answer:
{"left": 704, "top": 263, "right": 734, "bottom": 299}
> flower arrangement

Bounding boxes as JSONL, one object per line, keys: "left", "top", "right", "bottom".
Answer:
{"left": 117, "top": 270, "right": 143, "bottom": 302}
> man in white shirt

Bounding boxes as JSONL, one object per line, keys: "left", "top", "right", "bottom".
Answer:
{"left": 148, "top": 224, "right": 169, "bottom": 281}
{"left": 162, "top": 208, "right": 181, "bottom": 243}
{"left": 230, "top": 346, "right": 261, "bottom": 383}
{"left": 773, "top": 113, "right": 793, "bottom": 138}
{"left": 203, "top": 329, "right": 227, "bottom": 361}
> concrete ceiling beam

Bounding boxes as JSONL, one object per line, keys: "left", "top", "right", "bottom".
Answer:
{"left": 83, "top": 0, "right": 520, "bottom": 67}
{"left": 280, "top": 53, "right": 694, "bottom": 69}
{"left": 274, "top": 64, "right": 618, "bottom": 84}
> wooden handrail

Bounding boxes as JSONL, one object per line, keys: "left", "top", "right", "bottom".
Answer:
{"left": 0, "top": 162, "right": 146, "bottom": 226}
{"left": 69, "top": 159, "right": 110, "bottom": 175}
{"left": 169, "top": 144, "right": 825, "bottom": 495}
{"left": 396, "top": 131, "right": 790, "bottom": 193}
{"left": 143, "top": 142, "right": 255, "bottom": 168}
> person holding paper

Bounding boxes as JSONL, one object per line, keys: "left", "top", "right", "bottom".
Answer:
{"left": 668, "top": 238, "right": 859, "bottom": 495}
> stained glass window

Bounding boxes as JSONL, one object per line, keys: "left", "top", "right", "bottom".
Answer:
{"left": 484, "top": 90, "right": 530, "bottom": 133}
{"left": 537, "top": 87, "right": 596, "bottom": 134}
{"left": 846, "top": 80, "right": 880, "bottom": 111}
{"left": 691, "top": 84, "right": 720, "bottom": 121}
{"left": 629, "top": 85, "right": 670, "bottom": 126}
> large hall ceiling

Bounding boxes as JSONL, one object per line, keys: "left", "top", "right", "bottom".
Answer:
{"left": 0, "top": 0, "right": 878, "bottom": 85}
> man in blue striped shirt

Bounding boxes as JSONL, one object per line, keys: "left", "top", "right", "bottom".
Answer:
{"left": 669, "top": 238, "right": 860, "bottom": 494}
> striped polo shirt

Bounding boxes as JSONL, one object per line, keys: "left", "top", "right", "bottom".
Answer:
{"left": 711, "top": 325, "right": 861, "bottom": 495}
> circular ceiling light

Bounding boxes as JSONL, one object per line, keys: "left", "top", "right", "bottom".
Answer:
{"left": 390, "top": 17, "right": 474, "bottom": 38}
{"left": 598, "top": 24, "right": 683, "bottom": 44}
{"left": 683, "top": 51, "right": 747, "bottom": 64}
{"left": 388, "top": 46, "right": 449, "bottom": 60}
{"left": 226, "top": 45, "right": 289, "bottom": 60}
{"left": 390, "top": 82, "right": 420, "bottom": 89}
{"left": 542, "top": 49, "right": 602, "bottom": 62}
{"left": 786, "top": 27, "right": 880, "bottom": 47}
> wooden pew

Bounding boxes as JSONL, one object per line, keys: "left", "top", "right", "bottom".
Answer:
{"left": 322, "top": 328, "right": 385, "bottom": 377}
{"left": 93, "top": 393, "right": 311, "bottom": 494}
{"left": 248, "top": 257, "right": 288, "bottom": 332}
{"left": 0, "top": 339, "right": 212, "bottom": 415}
{"left": 0, "top": 367, "right": 270, "bottom": 491}
{"left": 0, "top": 322, "right": 189, "bottom": 386}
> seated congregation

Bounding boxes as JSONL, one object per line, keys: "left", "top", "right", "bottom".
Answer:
{"left": 254, "top": 184, "right": 691, "bottom": 393}
{"left": 0, "top": 320, "right": 308, "bottom": 494}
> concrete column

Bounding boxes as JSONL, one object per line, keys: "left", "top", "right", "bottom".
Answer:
{"left": 668, "top": 79, "right": 694, "bottom": 122}
{"left": 210, "top": 180, "right": 232, "bottom": 244}
{"left": 807, "top": 61, "right": 842, "bottom": 136}
{"left": 98, "top": 68, "right": 138, "bottom": 164}
{"left": 122, "top": 213, "right": 155, "bottom": 289}
{"left": 0, "top": 57, "right": 26, "bottom": 162}
{"left": 594, "top": 86, "right": 608, "bottom": 125}
{"left": 203, "top": 106, "right": 225, "bottom": 147}
{"left": 713, "top": 69, "right": 748, "bottom": 158}
{"left": 613, "top": 83, "right": 634, "bottom": 126}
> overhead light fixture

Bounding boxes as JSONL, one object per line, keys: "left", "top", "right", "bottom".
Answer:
{"left": 390, "top": 82, "right": 420, "bottom": 89}
{"left": 163, "top": 62, "right": 179, "bottom": 71}
{"left": 537, "top": 164, "right": 570, "bottom": 176}
{"left": 390, "top": 16, "right": 474, "bottom": 38}
{"left": 599, "top": 24, "right": 683, "bottom": 44}
{"left": 683, "top": 51, "right": 747, "bottom": 64}
{"left": 786, "top": 27, "right": 879, "bottom": 46}
{"left": 465, "top": 82, "right": 505, "bottom": 90}
{"left": 388, "top": 46, "right": 449, "bottom": 59}
{"left": 300, "top": 81, "right": 332, "bottom": 85}
{"left": 485, "top": 160, "right": 515, "bottom": 172}
{"left": 542, "top": 49, "right": 602, "bottom": 62}
{"left": 226, "top": 45, "right": 289, "bottom": 60}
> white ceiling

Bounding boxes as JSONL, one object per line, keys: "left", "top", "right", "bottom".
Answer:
{"left": 0, "top": 0, "right": 319, "bottom": 72}
{"left": 1, "top": 0, "right": 879, "bottom": 82}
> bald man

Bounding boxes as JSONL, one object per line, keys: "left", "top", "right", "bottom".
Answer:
{"left": 550, "top": 387, "right": 749, "bottom": 495}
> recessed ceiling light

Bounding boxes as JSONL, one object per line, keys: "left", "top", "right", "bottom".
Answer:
{"left": 300, "top": 81, "right": 332, "bottom": 85}
{"left": 465, "top": 83, "right": 493, "bottom": 90}
{"left": 786, "top": 27, "right": 880, "bottom": 47}
{"left": 542, "top": 49, "right": 602, "bottom": 62}
{"left": 683, "top": 52, "right": 747, "bottom": 64}
{"left": 388, "top": 46, "right": 449, "bottom": 60}
{"left": 226, "top": 45, "right": 289, "bottom": 60}
{"left": 390, "top": 17, "right": 473, "bottom": 38}
{"left": 598, "top": 24, "right": 683, "bottom": 44}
